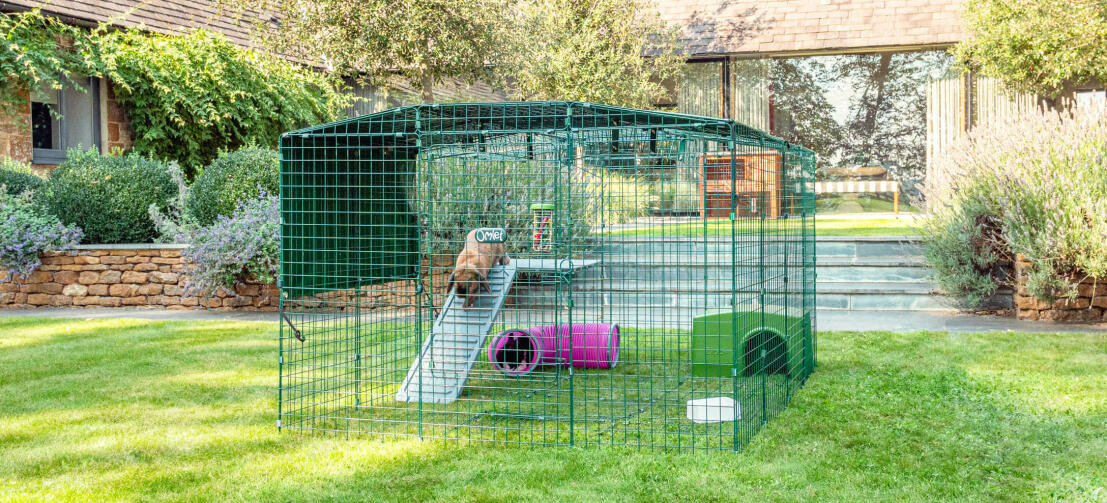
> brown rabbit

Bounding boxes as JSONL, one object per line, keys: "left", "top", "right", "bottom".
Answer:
{"left": 447, "top": 229, "right": 510, "bottom": 308}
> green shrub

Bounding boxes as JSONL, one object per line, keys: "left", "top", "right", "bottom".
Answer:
{"left": 187, "top": 148, "right": 279, "bottom": 226}
{"left": 921, "top": 198, "right": 1008, "bottom": 309}
{"left": 0, "top": 158, "right": 44, "bottom": 196}
{"left": 43, "top": 148, "right": 178, "bottom": 244}
{"left": 923, "top": 106, "right": 1107, "bottom": 306}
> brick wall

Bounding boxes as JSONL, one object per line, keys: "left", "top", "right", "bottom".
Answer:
{"left": 1014, "top": 256, "right": 1107, "bottom": 322}
{"left": 0, "top": 246, "right": 278, "bottom": 310}
{"left": 103, "top": 79, "right": 134, "bottom": 153}
{"left": 0, "top": 90, "right": 32, "bottom": 163}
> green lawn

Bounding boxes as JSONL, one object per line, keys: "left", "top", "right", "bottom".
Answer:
{"left": 2, "top": 317, "right": 1105, "bottom": 502}
{"left": 606, "top": 217, "right": 920, "bottom": 237}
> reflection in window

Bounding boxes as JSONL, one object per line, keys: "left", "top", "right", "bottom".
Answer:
{"left": 769, "top": 51, "right": 955, "bottom": 190}
{"left": 678, "top": 61, "right": 722, "bottom": 117}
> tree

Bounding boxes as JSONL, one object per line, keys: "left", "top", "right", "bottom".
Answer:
{"left": 954, "top": 0, "right": 1107, "bottom": 97}
{"left": 497, "top": 0, "right": 683, "bottom": 108}
{"left": 218, "top": 0, "right": 508, "bottom": 103}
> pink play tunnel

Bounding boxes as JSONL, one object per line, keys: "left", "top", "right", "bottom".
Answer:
{"left": 488, "top": 323, "right": 620, "bottom": 376}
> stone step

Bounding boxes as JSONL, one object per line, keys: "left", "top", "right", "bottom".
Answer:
{"left": 596, "top": 235, "right": 924, "bottom": 259}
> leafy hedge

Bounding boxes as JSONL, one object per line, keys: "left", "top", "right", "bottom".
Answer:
{"left": 187, "top": 148, "right": 279, "bottom": 226}
{"left": 43, "top": 148, "right": 178, "bottom": 244}
{"left": 0, "top": 158, "right": 44, "bottom": 196}
{"left": 95, "top": 29, "right": 351, "bottom": 177}
{"left": 923, "top": 106, "right": 1107, "bottom": 306}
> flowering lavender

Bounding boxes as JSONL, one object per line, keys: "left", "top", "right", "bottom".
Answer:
{"left": 181, "top": 191, "right": 280, "bottom": 296}
{"left": 0, "top": 189, "right": 83, "bottom": 280}
{"left": 923, "top": 106, "right": 1107, "bottom": 304}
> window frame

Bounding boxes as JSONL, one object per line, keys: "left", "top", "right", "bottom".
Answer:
{"left": 31, "top": 76, "right": 102, "bottom": 165}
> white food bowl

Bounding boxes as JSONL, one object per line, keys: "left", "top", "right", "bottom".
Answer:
{"left": 686, "top": 396, "right": 739, "bottom": 423}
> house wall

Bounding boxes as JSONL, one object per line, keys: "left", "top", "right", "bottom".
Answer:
{"left": 0, "top": 80, "right": 134, "bottom": 171}
{"left": 102, "top": 79, "right": 135, "bottom": 154}
{"left": 0, "top": 90, "right": 33, "bottom": 165}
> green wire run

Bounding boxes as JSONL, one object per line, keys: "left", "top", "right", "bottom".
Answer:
{"left": 277, "top": 101, "right": 817, "bottom": 451}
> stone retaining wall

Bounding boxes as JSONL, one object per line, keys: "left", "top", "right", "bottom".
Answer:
{"left": 1014, "top": 256, "right": 1107, "bottom": 321}
{"left": 0, "top": 245, "right": 278, "bottom": 310}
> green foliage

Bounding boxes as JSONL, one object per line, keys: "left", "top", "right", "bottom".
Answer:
{"left": 218, "top": 0, "right": 507, "bottom": 103}
{"left": 43, "top": 148, "right": 178, "bottom": 244}
{"left": 954, "top": 0, "right": 1107, "bottom": 97}
{"left": 94, "top": 28, "right": 351, "bottom": 176}
{"left": 0, "top": 9, "right": 97, "bottom": 120}
{"left": 923, "top": 106, "right": 1107, "bottom": 305}
{"left": 0, "top": 190, "right": 82, "bottom": 279}
{"left": 498, "top": 0, "right": 683, "bottom": 108}
{"left": 147, "top": 162, "right": 195, "bottom": 243}
{"left": 187, "top": 148, "right": 279, "bottom": 226}
{"left": 922, "top": 199, "right": 1007, "bottom": 309}
{"left": 182, "top": 193, "right": 280, "bottom": 296}
{"left": 0, "top": 158, "right": 44, "bottom": 196}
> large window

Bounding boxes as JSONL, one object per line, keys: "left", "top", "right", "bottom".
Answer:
{"left": 678, "top": 51, "right": 956, "bottom": 192}
{"left": 31, "top": 77, "right": 101, "bottom": 164}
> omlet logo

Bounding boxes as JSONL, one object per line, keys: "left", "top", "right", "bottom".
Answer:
{"left": 474, "top": 227, "right": 506, "bottom": 243}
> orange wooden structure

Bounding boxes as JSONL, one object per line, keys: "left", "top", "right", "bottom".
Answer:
{"left": 699, "top": 152, "right": 782, "bottom": 218}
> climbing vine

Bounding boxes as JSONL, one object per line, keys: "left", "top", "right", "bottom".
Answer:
{"left": 1, "top": 10, "right": 352, "bottom": 176}
{"left": 0, "top": 8, "right": 96, "bottom": 121}
{"left": 95, "top": 29, "right": 353, "bottom": 176}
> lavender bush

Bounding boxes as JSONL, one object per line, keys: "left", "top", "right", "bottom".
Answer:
{"left": 0, "top": 189, "right": 82, "bottom": 280}
{"left": 923, "top": 106, "right": 1107, "bottom": 305}
{"left": 181, "top": 192, "right": 280, "bottom": 296}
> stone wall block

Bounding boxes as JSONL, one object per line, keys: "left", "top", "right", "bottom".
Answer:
{"left": 120, "top": 271, "right": 148, "bottom": 283}
{"left": 150, "top": 272, "right": 179, "bottom": 284}
{"left": 138, "top": 283, "right": 163, "bottom": 296}
{"left": 87, "top": 284, "right": 108, "bottom": 296}
{"left": 99, "top": 256, "right": 126, "bottom": 265}
{"left": 41, "top": 256, "right": 75, "bottom": 265}
{"left": 78, "top": 271, "right": 100, "bottom": 285}
{"left": 108, "top": 284, "right": 140, "bottom": 297}
{"left": 23, "top": 271, "right": 53, "bottom": 284}
{"left": 53, "top": 271, "right": 80, "bottom": 284}
{"left": 62, "top": 284, "right": 88, "bottom": 297}
{"left": 99, "top": 271, "right": 122, "bottom": 284}
{"left": 27, "top": 283, "right": 63, "bottom": 295}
